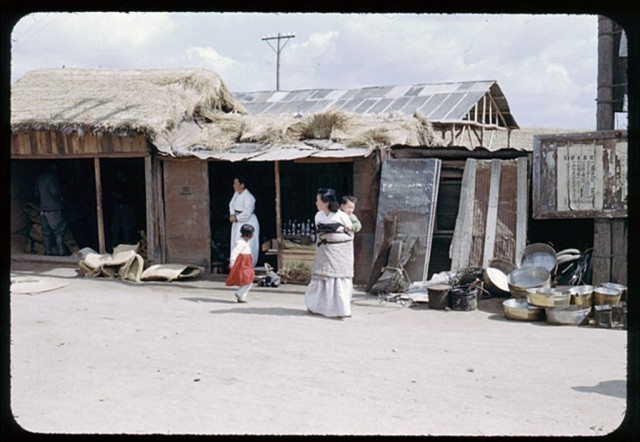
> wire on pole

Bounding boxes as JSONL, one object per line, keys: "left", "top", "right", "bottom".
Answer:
{"left": 262, "top": 33, "right": 295, "bottom": 91}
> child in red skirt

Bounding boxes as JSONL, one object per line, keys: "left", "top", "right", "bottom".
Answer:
{"left": 226, "top": 224, "right": 255, "bottom": 303}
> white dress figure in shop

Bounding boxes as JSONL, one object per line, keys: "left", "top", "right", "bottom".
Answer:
{"left": 228, "top": 176, "right": 260, "bottom": 267}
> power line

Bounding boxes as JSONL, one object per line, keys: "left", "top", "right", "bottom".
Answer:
{"left": 261, "top": 32, "right": 295, "bottom": 91}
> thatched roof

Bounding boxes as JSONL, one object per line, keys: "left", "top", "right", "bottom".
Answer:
{"left": 152, "top": 109, "right": 443, "bottom": 160}
{"left": 11, "top": 68, "right": 246, "bottom": 138}
{"left": 11, "top": 68, "right": 586, "bottom": 160}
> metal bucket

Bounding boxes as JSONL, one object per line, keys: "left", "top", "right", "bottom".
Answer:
{"left": 450, "top": 287, "right": 477, "bottom": 311}
{"left": 428, "top": 284, "right": 451, "bottom": 310}
{"left": 594, "top": 286, "right": 621, "bottom": 306}
{"left": 568, "top": 285, "right": 594, "bottom": 307}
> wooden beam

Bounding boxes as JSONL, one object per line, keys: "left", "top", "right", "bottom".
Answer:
{"left": 93, "top": 157, "right": 105, "bottom": 254}
{"left": 592, "top": 219, "right": 612, "bottom": 285}
{"left": 515, "top": 157, "right": 528, "bottom": 262}
{"left": 482, "top": 159, "right": 501, "bottom": 267}
{"left": 157, "top": 159, "right": 167, "bottom": 261}
{"left": 450, "top": 159, "right": 477, "bottom": 271}
{"left": 144, "top": 154, "right": 155, "bottom": 264}
{"left": 611, "top": 219, "right": 627, "bottom": 284}
{"left": 274, "top": 161, "right": 283, "bottom": 270}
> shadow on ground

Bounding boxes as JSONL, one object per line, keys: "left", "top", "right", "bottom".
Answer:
{"left": 208, "top": 306, "right": 309, "bottom": 317}
{"left": 572, "top": 379, "right": 626, "bottom": 399}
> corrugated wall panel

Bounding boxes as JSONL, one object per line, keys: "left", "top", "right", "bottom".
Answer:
{"left": 373, "top": 158, "right": 441, "bottom": 282}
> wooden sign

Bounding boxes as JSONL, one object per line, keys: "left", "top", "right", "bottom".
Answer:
{"left": 532, "top": 130, "right": 627, "bottom": 219}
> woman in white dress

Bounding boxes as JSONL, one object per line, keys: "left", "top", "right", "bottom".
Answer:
{"left": 228, "top": 175, "right": 260, "bottom": 267}
{"left": 305, "top": 188, "right": 354, "bottom": 318}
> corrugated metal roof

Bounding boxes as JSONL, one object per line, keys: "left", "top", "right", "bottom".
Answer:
{"left": 235, "top": 80, "right": 518, "bottom": 128}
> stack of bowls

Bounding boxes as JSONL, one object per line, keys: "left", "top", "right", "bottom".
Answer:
{"left": 507, "top": 266, "right": 551, "bottom": 299}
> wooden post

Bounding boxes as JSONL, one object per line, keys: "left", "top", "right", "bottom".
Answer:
{"left": 597, "top": 16, "right": 615, "bottom": 131}
{"left": 144, "top": 154, "right": 155, "bottom": 264}
{"left": 593, "top": 16, "right": 627, "bottom": 285}
{"left": 274, "top": 161, "right": 283, "bottom": 270}
{"left": 93, "top": 157, "right": 105, "bottom": 254}
{"left": 157, "top": 158, "right": 166, "bottom": 262}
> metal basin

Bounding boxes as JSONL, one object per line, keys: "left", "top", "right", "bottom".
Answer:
{"left": 519, "top": 243, "right": 557, "bottom": 274}
{"left": 545, "top": 305, "right": 591, "bottom": 326}
{"left": 526, "top": 287, "right": 571, "bottom": 308}
{"left": 594, "top": 286, "right": 621, "bottom": 306}
{"left": 503, "top": 298, "right": 544, "bottom": 321}
{"left": 569, "top": 285, "right": 594, "bottom": 307}
{"left": 507, "top": 266, "right": 551, "bottom": 299}
{"left": 484, "top": 259, "right": 516, "bottom": 297}
{"left": 601, "top": 282, "right": 627, "bottom": 302}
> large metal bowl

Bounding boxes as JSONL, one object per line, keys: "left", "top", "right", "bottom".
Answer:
{"left": 503, "top": 298, "right": 545, "bottom": 321}
{"left": 519, "top": 243, "right": 557, "bottom": 274}
{"left": 569, "top": 285, "right": 594, "bottom": 307}
{"left": 484, "top": 259, "right": 516, "bottom": 297}
{"left": 594, "top": 286, "right": 621, "bottom": 305}
{"left": 545, "top": 305, "right": 591, "bottom": 326}
{"left": 601, "top": 282, "right": 627, "bottom": 302}
{"left": 526, "top": 287, "right": 571, "bottom": 308}
{"left": 507, "top": 266, "right": 551, "bottom": 299}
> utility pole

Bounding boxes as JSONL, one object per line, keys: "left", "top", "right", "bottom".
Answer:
{"left": 262, "top": 32, "right": 295, "bottom": 91}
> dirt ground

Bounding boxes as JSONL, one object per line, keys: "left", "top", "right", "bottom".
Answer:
{"left": 6, "top": 261, "right": 630, "bottom": 437}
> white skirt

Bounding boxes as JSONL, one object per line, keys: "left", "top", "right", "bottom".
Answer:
{"left": 304, "top": 276, "right": 352, "bottom": 318}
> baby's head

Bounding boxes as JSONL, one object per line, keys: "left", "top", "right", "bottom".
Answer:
{"left": 240, "top": 224, "right": 255, "bottom": 239}
{"left": 340, "top": 195, "right": 357, "bottom": 215}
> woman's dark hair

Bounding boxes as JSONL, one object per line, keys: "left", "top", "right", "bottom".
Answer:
{"left": 234, "top": 175, "right": 248, "bottom": 187}
{"left": 317, "top": 188, "right": 340, "bottom": 212}
{"left": 341, "top": 195, "right": 357, "bottom": 205}
{"left": 240, "top": 224, "right": 255, "bottom": 238}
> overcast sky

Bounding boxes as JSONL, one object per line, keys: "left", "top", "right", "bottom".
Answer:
{"left": 10, "top": 12, "right": 605, "bottom": 130}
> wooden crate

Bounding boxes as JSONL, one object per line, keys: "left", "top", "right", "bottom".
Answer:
{"left": 281, "top": 248, "right": 315, "bottom": 269}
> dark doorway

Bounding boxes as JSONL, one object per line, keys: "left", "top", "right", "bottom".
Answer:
{"left": 208, "top": 160, "right": 354, "bottom": 269}
{"left": 11, "top": 159, "right": 99, "bottom": 253}
{"left": 100, "top": 158, "right": 147, "bottom": 253}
